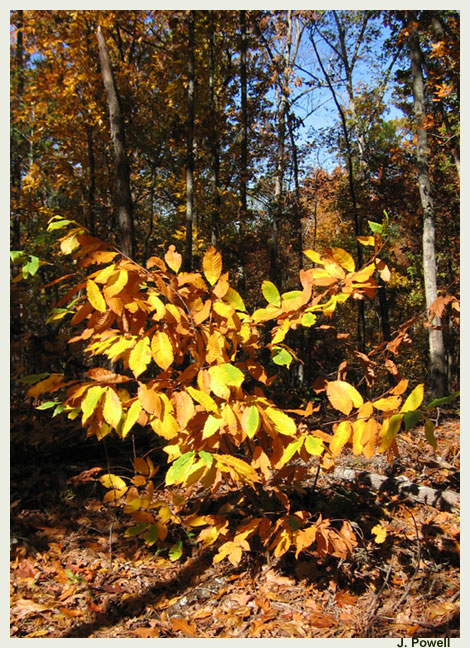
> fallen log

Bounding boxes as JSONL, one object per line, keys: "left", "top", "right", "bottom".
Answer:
{"left": 331, "top": 467, "right": 460, "bottom": 511}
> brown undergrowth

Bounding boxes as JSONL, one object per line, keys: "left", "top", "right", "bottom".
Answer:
{"left": 10, "top": 418, "right": 459, "bottom": 638}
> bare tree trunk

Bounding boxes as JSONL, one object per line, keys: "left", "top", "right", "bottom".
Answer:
{"left": 208, "top": 13, "right": 220, "bottom": 247}
{"left": 11, "top": 9, "right": 24, "bottom": 252}
{"left": 86, "top": 126, "right": 96, "bottom": 235}
{"left": 408, "top": 16, "right": 447, "bottom": 397}
{"left": 183, "top": 10, "right": 195, "bottom": 271}
{"left": 96, "top": 25, "right": 135, "bottom": 258}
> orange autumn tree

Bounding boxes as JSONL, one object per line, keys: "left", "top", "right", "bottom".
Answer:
{"left": 28, "top": 217, "right": 446, "bottom": 565}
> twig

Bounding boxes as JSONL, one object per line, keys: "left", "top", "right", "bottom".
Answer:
{"left": 364, "top": 555, "right": 394, "bottom": 636}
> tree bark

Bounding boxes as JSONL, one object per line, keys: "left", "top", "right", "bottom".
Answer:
{"left": 208, "top": 13, "right": 220, "bottom": 247}
{"left": 11, "top": 9, "right": 24, "bottom": 252}
{"left": 96, "top": 25, "right": 135, "bottom": 258}
{"left": 408, "top": 16, "right": 447, "bottom": 397}
{"left": 183, "top": 11, "right": 196, "bottom": 272}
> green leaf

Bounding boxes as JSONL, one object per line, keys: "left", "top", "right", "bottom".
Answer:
{"left": 35, "top": 400, "right": 60, "bottom": 410}
{"left": 423, "top": 392, "right": 460, "bottom": 411}
{"left": 10, "top": 250, "right": 24, "bottom": 263}
{"left": 279, "top": 437, "right": 304, "bottom": 466}
{"left": 288, "top": 515, "right": 302, "bottom": 531}
{"left": 224, "top": 287, "right": 246, "bottom": 312}
{"left": 124, "top": 523, "right": 148, "bottom": 538}
{"left": 378, "top": 414, "right": 403, "bottom": 452}
{"left": 208, "top": 363, "right": 245, "bottom": 395}
{"left": 368, "top": 220, "right": 383, "bottom": 234}
{"left": 281, "top": 290, "right": 302, "bottom": 301}
{"left": 47, "top": 218, "right": 73, "bottom": 231}
{"left": 199, "top": 450, "right": 213, "bottom": 467}
{"left": 400, "top": 384, "right": 424, "bottom": 413}
{"left": 262, "top": 280, "right": 281, "bottom": 307}
{"left": 305, "top": 435, "right": 324, "bottom": 456}
{"left": 169, "top": 539, "right": 183, "bottom": 562}
{"left": 243, "top": 405, "right": 260, "bottom": 439}
{"left": 301, "top": 312, "right": 317, "bottom": 327}
{"left": 19, "top": 373, "right": 50, "bottom": 385}
{"left": 166, "top": 451, "right": 196, "bottom": 486}
{"left": 46, "top": 308, "right": 70, "bottom": 323}
{"left": 81, "top": 386, "right": 105, "bottom": 423}
{"left": 404, "top": 410, "right": 422, "bottom": 432}
{"left": 272, "top": 347, "right": 293, "bottom": 368}
{"left": 144, "top": 524, "right": 160, "bottom": 547}
{"left": 424, "top": 417, "right": 437, "bottom": 449}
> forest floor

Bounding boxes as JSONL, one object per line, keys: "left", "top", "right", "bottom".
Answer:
{"left": 10, "top": 416, "right": 460, "bottom": 639}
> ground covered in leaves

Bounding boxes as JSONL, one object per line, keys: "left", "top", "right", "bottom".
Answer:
{"left": 11, "top": 417, "right": 460, "bottom": 638}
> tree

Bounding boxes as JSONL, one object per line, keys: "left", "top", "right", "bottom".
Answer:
{"left": 406, "top": 11, "right": 447, "bottom": 397}
{"left": 96, "top": 24, "right": 135, "bottom": 259}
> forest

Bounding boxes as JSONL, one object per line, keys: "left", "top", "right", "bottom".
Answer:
{"left": 10, "top": 9, "right": 460, "bottom": 639}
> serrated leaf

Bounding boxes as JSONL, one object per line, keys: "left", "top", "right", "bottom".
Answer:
{"left": 265, "top": 407, "right": 297, "bottom": 437}
{"left": 166, "top": 451, "right": 196, "bottom": 486}
{"left": 122, "top": 400, "right": 142, "bottom": 438}
{"left": 305, "top": 435, "right": 324, "bottom": 456}
{"left": 242, "top": 405, "right": 260, "bottom": 439}
{"left": 164, "top": 245, "right": 182, "bottom": 273}
{"left": 368, "top": 220, "right": 383, "bottom": 234}
{"left": 199, "top": 451, "right": 213, "bottom": 467}
{"left": 404, "top": 410, "right": 422, "bottom": 432}
{"left": 86, "top": 279, "right": 107, "bottom": 312}
{"left": 400, "top": 384, "right": 424, "bottom": 413}
{"left": 378, "top": 414, "right": 404, "bottom": 452}
{"left": 102, "top": 388, "right": 122, "bottom": 429}
{"left": 151, "top": 331, "right": 174, "bottom": 371}
{"left": 202, "top": 414, "right": 222, "bottom": 439}
{"left": 371, "top": 524, "right": 387, "bottom": 543}
{"left": 104, "top": 269, "right": 128, "bottom": 299}
{"left": 99, "top": 473, "right": 127, "bottom": 490}
{"left": 279, "top": 437, "right": 304, "bottom": 467}
{"left": 208, "top": 363, "right": 244, "bottom": 399}
{"left": 373, "top": 395, "right": 402, "bottom": 411}
{"left": 81, "top": 385, "right": 105, "bottom": 423}
{"left": 330, "top": 421, "right": 352, "bottom": 457}
{"left": 129, "top": 338, "right": 152, "bottom": 378}
{"left": 424, "top": 417, "right": 437, "bottom": 449}
{"left": 423, "top": 392, "right": 459, "bottom": 410}
{"left": 301, "top": 312, "right": 317, "bottom": 327}
{"left": 262, "top": 280, "right": 281, "bottom": 307}
{"left": 329, "top": 248, "right": 355, "bottom": 272}
{"left": 272, "top": 347, "right": 293, "bottom": 367}
{"left": 224, "top": 286, "right": 246, "bottom": 312}
{"left": 35, "top": 400, "right": 60, "bottom": 411}
{"left": 169, "top": 539, "right": 183, "bottom": 562}
{"left": 186, "top": 386, "right": 218, "bottom": 413}
{"left": 327, "top": 381, "right": 362, "bottom": 415}
{"left": 124, "top": 523, "right": 148, "bottom": 538}
{"left": 203, "top": 246, "right": 222, "bottom": 286}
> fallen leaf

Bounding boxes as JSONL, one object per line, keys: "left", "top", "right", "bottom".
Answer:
{"left": 133, "top": 627, "right": 161, "bottom": 637}
{"left": 11, "top": 598, "right": 52, "bottom": 620}
{"left": 170, "top": 617, "right": 197, "bottom": 636}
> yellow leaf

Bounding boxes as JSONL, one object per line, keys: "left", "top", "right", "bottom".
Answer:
{"left": 148, "top": 291, "right": 166, "bottom": 321}
{"left": 351, "top": 264, "right": 376, "bottom": 283}
{"left": 357, "top": 235, "right": 375, "bottom": 246}
{"left": 103, "top": 388, "right": 122, "bottom": 429}
{"left": 26, "top": 373, "right": 65, "bottom": 398}
{"left": 329, "top": 248, "right": 355, "bottom": 272}
{"left": 129, "top": 338, "right": 152, "bottom": 378}
{"left": 138, "top": 384, "right": 162, "bottom": 416}
{"left": 122, "top": 400, "right": 142, "bottom": 438}
{"left": 151, "top": 331, "right": 174, "bottom": 371}
{"left": 371, "top": 524, "right": 387, "bottom": 544}
{"left": 352, "top": 419, "right": 365, "bottom": 456}
{"left": 86, "top": 279, "right": 106, "bottom": 312}
{"left": 303, "top": 249, "right": 325, "bottom": 265}
{"left": 215, "top": 454, "right": 259, "bottom": 485}
{"left": 100, "top": 473, "right": 127, "bottom": 490}
{"left": 172, "top": 391, "right": 195, "bottom": 429}
{"left": 203, "top": 246, "right": 222, "bottom": 286}
{"left": 294, "top": 525, "right": 317, "bottom": 558}
{"left": 330, "top": 421, "right": 352, "bottom": 457}
{"left": 186, "top": 386, "right": 219, "bottom": 413}
{"left": 400, "top": 384, "right": 424, "bottom": 413}
{"left": 164, "top": 245, "right": 182, "bottom": 273}
{"left": 265, "top": 407, "right": 297, "bottom": 437}
{"left": 373, "top": 395, "right": 402, "bottom": 411}
{"left": 104, "top": 269, "right": 128, "bottom": 299}
{"left": 202, "top": 414, "right": 223, "bottom": 439}
{"left": 327, "top": 380, "right": 362, "bottom": 415}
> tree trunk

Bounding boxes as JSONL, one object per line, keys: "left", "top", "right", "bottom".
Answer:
{"left": 86, "top": 126, "right": 96, "bottom": 235}
{"left": 183, "top": 11, "right": 195, "bottom": 272}
{"left": 96, "top": 25, "right": 135, "bottom": 258}
{"left": 408, "top": 16, "right": 447, "bottom": 397}
{"left": 208, "top": 13, "right": 220, "bottom": 247}
{"left": 11, "top": 9, "right": 24, "bottom": 252}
